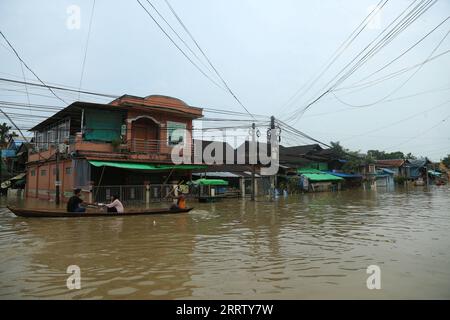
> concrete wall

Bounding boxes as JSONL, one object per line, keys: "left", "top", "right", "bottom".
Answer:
{"left": 26, "top": 159, "right": 74, "bottom": 201}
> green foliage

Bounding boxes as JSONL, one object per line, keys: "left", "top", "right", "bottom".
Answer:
{"left": 394, "top": 176, "right": 407, "bottom": 185}
{"left": 0, "top": 123, "right": 16, "bottom": 147}
{"left": 330, "top": 141, "right": 374, "bottom": 173}
{"left": 405, "top": 152, "right": 416, "bottom": 160}
{"left": 287, "top": 176, "right": 300, "bottom": 194}
{"left": 367, "top": 149, "right": 416, "bottom": 160}
{"left": 367, "top": 149, "right": 408, "bottom": 160}
{"left": 442, "top": 154, "right": 450, "bottom": 168}
{"left": 111, "top": 138, "right": 122, "bottom": 151}
{"left": 330, "top": 141, "right": 347, "bottom": 159}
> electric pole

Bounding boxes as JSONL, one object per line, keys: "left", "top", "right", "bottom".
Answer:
{"left": 55, "top": 131, "right": 60, "bottom": 206}
{"left": 251, "top": 122, "right": 256, "bottom": 201}
{"left": 269, "top": 116, "right": 276, "bottom": 200}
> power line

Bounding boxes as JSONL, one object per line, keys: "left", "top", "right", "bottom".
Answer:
{"left": 340, "top": 99, "right": 450, "bottom": 142}
{"left": 279, "top": 0, "right": 390, "bottom": 114}
{"left": 385, "top": 113, "right": 450, "bottom": 151}
{"left": 78, "top": 0, "right": 96, "bottom": 100}
{"left": 0, "top": 30, "right": 67, "bottom": 104}
{"left": 135, "top": 0, "right": 226, "bottom": 91}
{"left": 143, "top": 0, "right": 215, "bottom": 76}
{"left": 347, "top": 16, "right": 450, "bottom": 86}
{"left": 0, "top": 77, "right": 118, "bottom": 99}
{"left": 333, "top": 48, "right": 450, "bottom": 93}
{"left": 283, "top": 0, "right": 438, "bottom": 123}
{"left": 331, "top": 22, "right": 450, "bottom": 108}
{"left": 162, "top": 0, "right": 256, "bottom": 120}
{"left": 298, "top": 85, "right": 450, "bottom": 119}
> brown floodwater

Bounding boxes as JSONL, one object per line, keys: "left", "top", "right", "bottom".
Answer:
{"left": 0, "top": 187, "right": 449, "bottom": 299}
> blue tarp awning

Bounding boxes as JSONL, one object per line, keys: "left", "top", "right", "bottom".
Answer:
{"left": 380, "top": 168, "right": 395, "bottom": 175}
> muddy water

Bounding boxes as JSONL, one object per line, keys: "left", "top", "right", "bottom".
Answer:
{"left": 0, "top": 187, "right": 449, "bottom": 299}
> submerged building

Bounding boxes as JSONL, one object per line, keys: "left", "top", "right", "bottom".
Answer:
{"left": 25, "top": 95, "right": 204, "bottom": 202}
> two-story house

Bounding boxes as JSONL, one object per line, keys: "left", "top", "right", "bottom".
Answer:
{"left": 26, "top": 94, "right": 204, "bottom": 202}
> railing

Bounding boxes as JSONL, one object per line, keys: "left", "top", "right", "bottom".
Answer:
{"left": 128, "top": 139, "right": 159, "bottom": 154}
{"left": 92, "top": 184, "right": 192, "bottom": 204}
{"left": 93, "top": 185, "right": 146, "bottom": 204}
{"left": 125, "top": 139, "right": 195, "bottom": 162}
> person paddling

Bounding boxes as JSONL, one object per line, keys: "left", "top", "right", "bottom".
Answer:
{"left": 103, "top": 195, "right": 124, "bottom": 213}
{"left": 67, "top": 188, "right": 87, "bottom": 213}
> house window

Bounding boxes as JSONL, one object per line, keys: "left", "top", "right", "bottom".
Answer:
{"left": 66, "top": 167, "right": 72, "bottom": 175}
{"left": 40, "top": 170, "right": 47, "bottom": 176}
{"left": 167, "top": 121, "right": 186, "bottom": 146}
{"left": 30, "top": 170, "right": 36, "bottom": 177}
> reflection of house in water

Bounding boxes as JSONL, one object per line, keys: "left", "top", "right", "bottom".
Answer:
{"left": 25, "top": 95, "right": 204, "bottom": 202}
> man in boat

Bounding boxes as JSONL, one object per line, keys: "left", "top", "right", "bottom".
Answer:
{"left": 103, "top": 195, "right": 124, "bottom": 213}
{"left": 67, "top": 188, "right": 87, "bottom": 213}
{"left": 170, "top": 193, "right": 186, "bottom": 211}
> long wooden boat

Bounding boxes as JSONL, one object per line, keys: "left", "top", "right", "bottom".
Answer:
{"left": 7, "top": 206, "right": 193, "bottom": 218}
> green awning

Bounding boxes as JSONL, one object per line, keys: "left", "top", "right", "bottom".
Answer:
{"left": 89, "top": 160, "right": 207, "bottom": 171}
{"left": 301, "top": 173, "right": 344, "bottom": 182}
{"left": 193, "top": 178, "right": 229, "bottom": 186}
{"left": 297, "top": 168, "right": 323, "bottom": 174}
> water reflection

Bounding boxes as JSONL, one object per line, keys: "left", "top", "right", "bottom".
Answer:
{"left": 1, "top": 187, "right": 449, "bottom": 299}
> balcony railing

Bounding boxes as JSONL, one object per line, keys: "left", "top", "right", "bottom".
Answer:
{"left": 128, "top": 139, "right": 159, "bottom": 154}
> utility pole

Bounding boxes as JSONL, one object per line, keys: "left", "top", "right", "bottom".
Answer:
{"left": 55, "top": 130, "right": 60, "bottom": 206}
{"left": 269, "top": 116, "right": 276, "bottom": 200}
{"left": 251, "top": 122, "right": 256, "bottom": 201}
{"left": 0, "top": 148, "right": 2, "bottom": 195}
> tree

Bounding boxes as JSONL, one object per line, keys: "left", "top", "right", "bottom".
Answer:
{"left": 442, "top": 154, "right": 450, "bottom": 168}
{"left": 330, "top": 141, "right": 374, "bottom": 173}
{"left": 367, "top": 149, "right": 406, "bottom": 160}
{"left": 329, "top": 141, "right": 348, "bottom": 159}
{"left": 0, "top": 123, "right": 16, "bottom": 147}
{"left": 405, "top": 152, "right": 416, "bottom": 160}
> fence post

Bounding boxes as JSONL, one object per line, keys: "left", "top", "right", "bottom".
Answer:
{"left": 88, "top": 181, "right": 94, "bottom": 203}
{"left": 174, "top": 183, "right": 179, "bottom": 197}
{"left": 144, "top": 181, "right": 150, "bottom": 208}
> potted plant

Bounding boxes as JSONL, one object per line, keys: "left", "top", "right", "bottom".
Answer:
{"left": 111, "top": 138, "right": 121, "bottom": 152}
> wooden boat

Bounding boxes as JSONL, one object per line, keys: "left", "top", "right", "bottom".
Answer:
{"left": 7, "top": 206, "right": 193, "bottom": 218}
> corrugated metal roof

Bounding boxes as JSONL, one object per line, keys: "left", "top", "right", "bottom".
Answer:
{"left": 380, "top": 168, "right": 395, "bottom": 175}
{"left": 325, "top": 171, "right": 362, "bottom": 178}
{"left": 301, "top": 173, "right": 344, "bottom": 182}
{"left": 192, "top": 172, "right": 240, "bottom": 178}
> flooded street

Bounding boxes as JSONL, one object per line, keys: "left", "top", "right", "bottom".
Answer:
{"left": 0, "top": 187, "right": 449, "bottom": 299}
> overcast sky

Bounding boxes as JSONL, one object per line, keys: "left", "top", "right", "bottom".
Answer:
{"left": 0, "top": 0, "right": 449, "bottom": 161}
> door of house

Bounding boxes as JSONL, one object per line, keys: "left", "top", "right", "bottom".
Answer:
{"left": 132, "top": 118, "right": 158, "bottom": 153}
